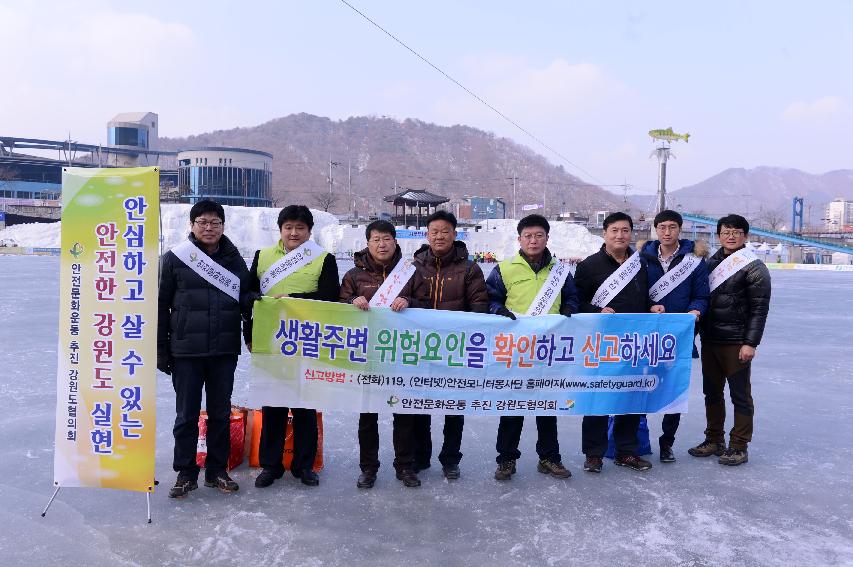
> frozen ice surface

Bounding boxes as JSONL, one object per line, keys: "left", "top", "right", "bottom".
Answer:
{"left": 1, "top": 256, "right": 852, "bottom": 566}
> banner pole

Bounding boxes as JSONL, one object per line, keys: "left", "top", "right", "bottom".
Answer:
{"left": 146, "top": 492, "right": 152, "bottom": 524}
{"left": 41, "top": 486, "right": 61, "bottom": 517}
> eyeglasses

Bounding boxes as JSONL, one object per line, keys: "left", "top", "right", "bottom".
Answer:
{"left": 368, "top": 237, "right": 395, "bottom": 244}
{"left": 719, "top": 230, "right": 744, "bottom": 238}
{"left": 193, "top": 220, "right": 223, "bottom": 228}
{"left": 520, "top": 232, "right": 547, "bottom": 241}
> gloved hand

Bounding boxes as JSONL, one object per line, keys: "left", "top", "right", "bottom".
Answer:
{"left": 495, "top": 306, "right": 517, "bottom": 320}
{"left": 157, "top": 352, "right": 173, "bottom": 375}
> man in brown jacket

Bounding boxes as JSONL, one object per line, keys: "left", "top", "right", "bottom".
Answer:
{"left": 411, "top": 211, "right": 489, "bottom": 480}
{"left": 340, "top": 220, "right": 423, "bottom": 488}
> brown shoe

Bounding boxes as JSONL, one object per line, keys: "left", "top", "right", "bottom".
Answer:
{"left": 614, "top": 455, "right": 653, "bottom": 471}
{"left": 718, "top": 448, "right": 748, "bottom": 466}
{"left": 688, "top": 440, "right": 726, "bottom": 457}
{"left": 583, "top": 456, "right": 603, "bottom": 473}
{"left": 494, "top": 460, "right": 517, "bottom": 481}
{"left": 537, "top": 459, "right": 572, "bottom": 478}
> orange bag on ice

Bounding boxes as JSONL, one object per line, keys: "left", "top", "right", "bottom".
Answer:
{"left": 196, "top": 408, "right": 247, "bottom": 471}
{"left": 248, "top": 409, "right": 324, "bottom": 472}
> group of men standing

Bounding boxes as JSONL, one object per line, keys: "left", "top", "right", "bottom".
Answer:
{"left": 157, "top": 200, "right": 770, "bottom": 498}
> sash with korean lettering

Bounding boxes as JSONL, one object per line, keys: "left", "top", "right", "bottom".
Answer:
{"left": 648, "top": 253, "right": 701, "bottom": 302}
{"left": 369, "top": 258, "right": 417, "bottom": 308}
{"left": 709, "top": 247, "right": 760, "bottom": 293}
{"left": 526, "top": 260, "right": 571, "bottom": 316}
{"left": 259, "top": 239, "right": 326, "bottom": 295}
{"left": 591, "top": 250, "right": 642, "bottom": 308}
{"left": 171, "top": 239, "right": 240, "bottom": 301}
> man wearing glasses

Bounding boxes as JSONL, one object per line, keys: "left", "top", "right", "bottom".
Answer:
{"left": 340, "top": 220, "right": 423, "bottom": 488}
{"left": 410, "top": 211, "right": 489, "bottom": 480}
{"left": 487, "top": 214, "right": 578, "bottom": 481}
{"left": 158, "top": 200, "right": 251, "bottom": 498}
{"left": 690, "top": 214, "right": 771, "bottom": 466}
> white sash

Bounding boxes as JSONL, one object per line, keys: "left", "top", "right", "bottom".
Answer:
{"left": 591, "top": 250, "right": 642, "bottom": 308}
{"left": 526, "top": 260, "right": 571, "bottom": 317}
{"left": 649, "top": 253, "right": 701, "bottom": 302}
{"left": 709, "top": 248, "right": 760, "bottom": 293}
{"left": 369, "top": 259, "right": 417, "bottom": 308}
{"left": 171, "top": 239, "right": 240, "bottom": 302}
{"left": 260, "top": 240, "right": 326, "bottom": 295}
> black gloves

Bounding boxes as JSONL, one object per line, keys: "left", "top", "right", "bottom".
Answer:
{"left": 157, "top": 351, "right": 173, "bottom": 375}
{"left": 495, "top": 306, "right": 517, "bottom": 320}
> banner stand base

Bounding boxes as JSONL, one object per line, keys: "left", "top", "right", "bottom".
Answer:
{"left": 42, "top": 482, "right": 157, "bottom": 524}
{"left": 41, "top": 485, "right": 61, "bottom": 517}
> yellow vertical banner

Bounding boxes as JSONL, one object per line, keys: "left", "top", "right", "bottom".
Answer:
{"left": 54, "top": 167, "right": 159, "bottom": 492}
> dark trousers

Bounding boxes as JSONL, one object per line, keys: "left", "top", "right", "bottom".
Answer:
{"left": 392, "top": 413, "right": 417, "bottom": 472}
{"left": 259, "top": 406, "right": 318, "bottom": 475}
{"left": 495, "top": 416, "right": 560, "bottom": 464}
{"left": 358, "top": 412, "right": 380, "bottom": 472}
{"left": 582, "top": 414, "right": 641, "bottom": 458}
{"left": 659, "top": 413, "right": 681, "bottom": 448}
{"left": 171, "top": 355, "right": 237, "bottom": 479}
{"left": 412, "top": 414, "right": 432, "bottom": 468}
{"left": 701, "top": 341, "right": 754, "bottom": 449}
{"left": 411, "top": 414, "right": 464, "bottom": 467}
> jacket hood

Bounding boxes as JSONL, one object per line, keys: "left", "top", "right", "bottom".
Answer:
{"left": 414, "top": 241, "right": 471, "bottom": 266}
{"left": 353, "top": 244, "right": 403, "bottom": 273}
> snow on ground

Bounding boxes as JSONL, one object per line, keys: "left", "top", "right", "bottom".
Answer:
{"left": 1, "top": 259, "right": 852, "bottom": 567}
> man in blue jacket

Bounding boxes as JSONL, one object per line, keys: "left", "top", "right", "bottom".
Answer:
{"left": 641, "top": 210, "right": 710, "bottom": 463}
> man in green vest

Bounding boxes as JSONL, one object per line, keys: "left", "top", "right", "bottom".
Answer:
{"left": 244, "top": 205, "right": 340, "bottom": 488}
{"left": 485, "top": 214, "right": 579, "bottom": 480}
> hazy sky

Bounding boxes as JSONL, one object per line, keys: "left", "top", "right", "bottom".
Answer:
{"left": 2, "top": 1, "right": 851, "bottom": 194}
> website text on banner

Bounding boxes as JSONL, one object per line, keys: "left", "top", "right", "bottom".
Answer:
{"left": 54, "top": 167, "right": 159, "bottom": 492}
{"left": 250, "top": 298, "right": 693, "bottom": 416}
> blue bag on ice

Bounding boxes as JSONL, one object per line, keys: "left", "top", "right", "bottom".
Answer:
{"left": 604, "top": 415, "right": 652, "bottom": 458}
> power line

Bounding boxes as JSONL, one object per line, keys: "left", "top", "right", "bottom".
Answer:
{"left": 338, "top": 0, "right": 606, "bottom": 186}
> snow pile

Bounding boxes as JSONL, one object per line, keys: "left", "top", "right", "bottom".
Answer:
{"left": 0, "top": 221, "right": 61, "bottom": 248}
{"left": 161, "top": 204, "right": 339, "bottom": 258}
{"left": 1, "top": 206, "right": 604, "bottom": 261}
{"left": 467, "top": 219, "right": 603, "bottom": 261}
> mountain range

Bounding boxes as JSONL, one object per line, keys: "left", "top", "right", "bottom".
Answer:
{"left": 632, "top": 167, "right": 853, "bottom": 226}
{"left": 159, "top": 113, "right": 625, "bottom": 218}
{"left": 160, "top": 113, "right": 850, "bottom": 226}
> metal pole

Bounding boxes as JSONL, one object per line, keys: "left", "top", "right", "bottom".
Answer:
{"left": 656, "top": 146, "right": 669, "bottom": 215}
{"left": 41, "top": 486, "right": 61, "bottom": 517}
{"left": 147, "top": 492, "right": 152, "bottom": 524}
{"left": 512, "top": 174, "right": 517, "bottom": 219}
{"left": 348, "top": 160, "right": 353, "bottom": 219}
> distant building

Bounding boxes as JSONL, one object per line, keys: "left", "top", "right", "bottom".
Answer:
{"left": 0, "top": 112, "right": 274, "bottom": 219}
{"left": 177, "top": 148, "right": 273, "bottom": 207}
{"left": 825, "top": 198, "right": 853, "bottom": 230}
{"left": 455, "top": 196, "right": 506, "bottom": 220}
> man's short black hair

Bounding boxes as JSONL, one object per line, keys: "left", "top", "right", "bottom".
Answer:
{"left": 603, "top": 211, "right": 633, "bottom": 230}
{"left": 277, "top": 205, "right": 314, "bottom": 230}
{"left": 716, "top": 214, "right": 750, "bottom": 235}
{"left": 190, "top": 199, "right": 225, "bottom": 223}
{"left": 653, "top": 209, "right": 683, "bottom": 227}
{"left": 366, "top": 220, "right": 396, "bottom": 241}
{"left": 517, "top": 214, "right": 550, "bottom": 235}
{"left": 425, "top": 210, "right": 457, "bottom": 229}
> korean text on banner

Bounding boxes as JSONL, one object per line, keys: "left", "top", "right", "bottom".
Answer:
{"left": 250, "top": 298, "right": 694, "bottom": 416}
{"left": 54, "top": 167, "right": 159, "bottom": 492}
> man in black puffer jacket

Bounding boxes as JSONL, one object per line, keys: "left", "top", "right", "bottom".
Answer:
{"left": 689, "top": 214, "right": 771, "bottom": 466}
{"left": 158, "top": 200, "right": 252, "bottom": 498}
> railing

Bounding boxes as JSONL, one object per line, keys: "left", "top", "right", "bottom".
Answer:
{"left": 682, "top": 213, "right": 853, "bottom": 255}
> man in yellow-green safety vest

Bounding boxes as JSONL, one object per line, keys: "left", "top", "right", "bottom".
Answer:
{"left": 243, "top": 205, "right": 340, "bottom": 488}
